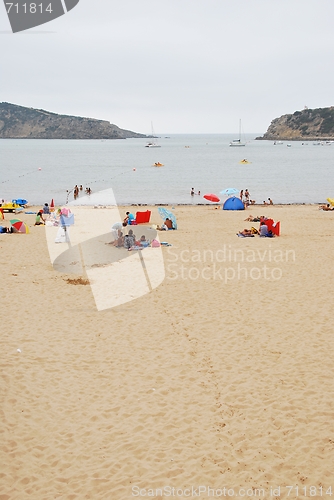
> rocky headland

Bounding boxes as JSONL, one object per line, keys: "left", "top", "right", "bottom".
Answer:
{"left": 0, "top": 102, "right": 147, "bottom": 139}
{"left": 257, "top": 106, "right": 334, "bottom": 141}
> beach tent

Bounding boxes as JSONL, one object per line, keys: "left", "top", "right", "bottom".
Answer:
{"left": 223, "top": 196, "right": 244, "bottom": 211}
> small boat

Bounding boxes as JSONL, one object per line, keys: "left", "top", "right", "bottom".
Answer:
{"left": 145, "top": 122, "right": 161, "bottom": 148}
{"left": 230, "top": 119, "right": 246, "bottom": 147}
{"left": 239, "top": 159, "right": 251, "bottom": 164}
{"left": 152, "top": 162, "right": 164, "bottom": 167}
{"left": 274, "top": 141, "right": 283, "bottom": 145}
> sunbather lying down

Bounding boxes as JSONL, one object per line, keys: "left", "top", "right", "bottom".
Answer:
{"left": 244, "top": 215, "right": 263, "bottom": 222}
{"left": 237, "top": 229, "right": 255, "bottom": 237}
{"left": 319, "top": 204, "right": 334, "bottom": 211}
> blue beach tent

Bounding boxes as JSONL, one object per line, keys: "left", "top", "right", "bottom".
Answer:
{"left": 223, "top": 196, "right": 244, "bottom": 210}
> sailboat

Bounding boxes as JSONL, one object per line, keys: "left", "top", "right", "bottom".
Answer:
{"left": 229, "top": 119, "right": 246, "bottom": 147}
{"left": 145, "top": 122, "right": 161, "bottom": 148}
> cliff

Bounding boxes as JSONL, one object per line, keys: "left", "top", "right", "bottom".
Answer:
{"left": 257, "top": 107, "right": 334, "bottom": 141}
{"left": 0, "top": 102, "right": 146, "bottom": 139}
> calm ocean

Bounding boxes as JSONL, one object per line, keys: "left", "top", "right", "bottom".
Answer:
{"left": 1, "top": 134, "right": 333, "bottom": 206}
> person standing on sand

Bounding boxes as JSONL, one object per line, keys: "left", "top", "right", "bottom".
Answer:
{"left": 74, "top": 185, "right": 79, "bottom": 200}
{"left": 268, "top": 198, "right": 273, "bottom": 205}
{"left": 245, "top": 189, "right": 250, "bottom": 203}
{"left": 240, "top": 190, "right": 244, "bottom": 202}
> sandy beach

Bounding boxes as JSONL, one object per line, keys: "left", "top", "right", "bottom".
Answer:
{"left": 1, "top": 204, "right": 334, "bottom": 499}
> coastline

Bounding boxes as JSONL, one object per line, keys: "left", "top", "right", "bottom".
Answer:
{"left": 1, "top": 204, "right": 334, "bottom": 497}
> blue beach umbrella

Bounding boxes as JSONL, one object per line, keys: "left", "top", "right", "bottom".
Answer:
{"left": 158, "top": 207, "right": 177, "bottom": 229}
{"left": 220, "top": 188, "right": 238, "bottom": 197}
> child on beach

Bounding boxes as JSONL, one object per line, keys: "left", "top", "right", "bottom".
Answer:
{"left": 35, "top": 210, "right": 45, "bottom": 225}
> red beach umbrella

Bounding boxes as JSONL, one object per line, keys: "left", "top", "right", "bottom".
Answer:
{"left": 203, "top": 193, "right": 220, "bottom": 203}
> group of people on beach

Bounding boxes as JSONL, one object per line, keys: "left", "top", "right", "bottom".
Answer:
{"left": 108, "top": 212, "right": 152, "bottom": 249}
{"left": 34, "top": 202, "right": 51, "bottom": 225}
{"left": 239, "top": 191, "right": 274, "bottom": 207}
{"left": 240, "top": 189, "right": 256, "bottom": 207}
{"left": 238, "top": 216, "right": 274, "bottom": 238}
{"left": 109, "top": 228, "right": 150, "bottom": 249}
{"left": 107, "top": 210, "right": 174, "bottom": 250}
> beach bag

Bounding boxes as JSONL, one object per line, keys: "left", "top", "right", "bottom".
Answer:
{"left": 151, "top": 239, "right": 161, "bottom": 247}
{"left": 251, "top": 226, "right": 258, "bottom": 234}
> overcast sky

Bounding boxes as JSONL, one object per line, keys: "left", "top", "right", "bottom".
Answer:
{"left": 1, "top": 0, "right": 334, "bottom": 134}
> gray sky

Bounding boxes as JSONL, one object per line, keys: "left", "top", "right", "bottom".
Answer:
{"left": 1, "top": 0, "right": 334, "bottom": 134}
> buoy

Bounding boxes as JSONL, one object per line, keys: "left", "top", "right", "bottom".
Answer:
{"left": 38, "top": 168, "right": 42, "bottom": 171}
{"left": 133, "top": 168, "right": 136, "bottom": 171}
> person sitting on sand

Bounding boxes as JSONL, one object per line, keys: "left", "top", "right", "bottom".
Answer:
{"left": 268, "top": 198, "right": 274, "bottom": 205}
{"left": 107, "top": 230, "right": 124, "bottom": 247}
{"left": 139, "top": 235, "right": 150, "bottom": 247}
{"left": 123, "top": 211, "right": 135, "bottom": 225}
{"left": 164, "top": 218, "right": 173, "bottom": 229}
{"left": 115, "top": 232, "right": 124, "bottom": 247}
{"left": 319, "top": 203, "right": 334, "bottom": 211}
{"left": 259, "top": 221, "right": 269, "bottom": 237}
{"left": 124, "top": 229, "right": 136, "bottom": 249}
{"left": 34, "top": 210, "right": 45, "bottom": 225}
{"left": 43, "top": 203, "right": 50, "bottom": 215}
{"left": 157, "top": 218, "right": 173, "bottom": 231}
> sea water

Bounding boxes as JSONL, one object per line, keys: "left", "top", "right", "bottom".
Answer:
{"left": 1, "top": 134, "right": 333, "bottom": 206}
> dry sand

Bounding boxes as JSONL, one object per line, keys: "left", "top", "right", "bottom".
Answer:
{"left": 1, "top": 204, "right": 334, "bottom": 499}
